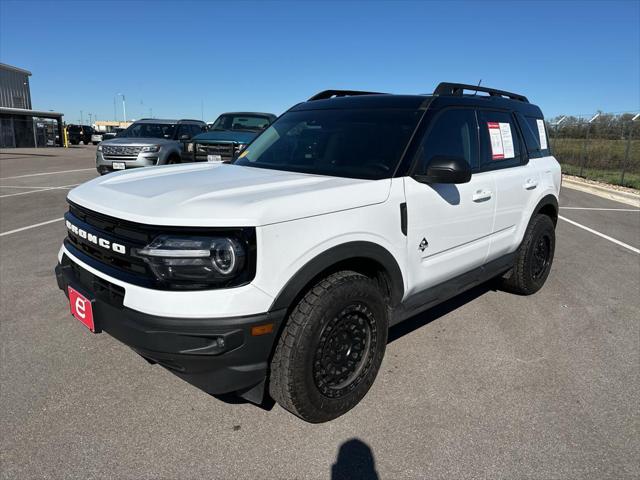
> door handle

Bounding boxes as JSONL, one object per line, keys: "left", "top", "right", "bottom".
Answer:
{"left": 524, "top": 179, "right": 539, "bottom": 190}
{"left": 472, "top": 189, "right": 493, "bottom": 202}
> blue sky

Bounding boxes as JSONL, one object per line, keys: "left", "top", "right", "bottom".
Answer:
{"left": 1, "top": 0, "right": 638, "bottom": 123}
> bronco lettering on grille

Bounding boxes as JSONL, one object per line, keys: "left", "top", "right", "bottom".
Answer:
{"left": 66, "top": 220, "right": 127, "bottom": 254}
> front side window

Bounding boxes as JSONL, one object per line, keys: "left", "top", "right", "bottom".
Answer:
{"left": 119, "top": 122, "right": 176, "bottom": 139}
{"left": 234, "top": 108, "right": 422, "bottom": 180}
{"left": 415, "top": 108, "right": 479, "bottom": 173}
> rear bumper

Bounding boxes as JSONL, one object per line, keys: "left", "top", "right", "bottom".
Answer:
{"left": 55, "top": 258, "right": 285, "bottom": 399}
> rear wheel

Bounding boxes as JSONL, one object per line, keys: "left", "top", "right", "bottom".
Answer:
{"left": 502, "top": 214, "right": 555, "bottom": 295}
{"left": 269, "top": 271, "right": 388, "bottom": 423}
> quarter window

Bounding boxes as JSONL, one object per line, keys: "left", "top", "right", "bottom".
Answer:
{"left": 415, "top": 108, "right": 479, "bottom": 173}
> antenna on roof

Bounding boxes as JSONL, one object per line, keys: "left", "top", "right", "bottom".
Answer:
{"left": 473, "top": 79, "right": 482, "bottom": 96}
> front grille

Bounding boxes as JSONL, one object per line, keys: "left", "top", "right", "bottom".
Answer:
{"left": 102, "top": 145, "right": 143, "bottom": 160}
{"left": 65, "top": 201, "right": 258, "bottom": 290}
{"left": 195, "top": 142, "right": 235, "bottom": 161}
{"left": 66, "top": 203, "right": 152, "bottom": 279}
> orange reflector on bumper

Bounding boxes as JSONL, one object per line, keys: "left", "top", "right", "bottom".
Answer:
{"left": 251, "top": 323, "right": 274, "bottom": 336}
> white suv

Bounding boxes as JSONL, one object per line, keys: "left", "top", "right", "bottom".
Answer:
{"left": 56, "top": 83, "right": 561, "bottom": 423}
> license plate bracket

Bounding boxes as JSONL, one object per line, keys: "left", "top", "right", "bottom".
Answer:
{"left": 112, "top": 162, "right": 125, "bottom": 170}
{"left": 68, "top": 286, "right": 100, "bottom": 333}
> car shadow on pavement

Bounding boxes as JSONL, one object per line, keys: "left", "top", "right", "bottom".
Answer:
{"left": 331, "top": 438, "right": 379, "bottom": 480}
{"left": 388, "top": 280, "right": 497, "bottom": 344}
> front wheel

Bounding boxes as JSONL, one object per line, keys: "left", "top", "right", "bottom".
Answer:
{"left": 502, "top": 214, "right": 555, "bottom": 295}
{"left": 269, "top": 271, "right": 388, "bottom": 423}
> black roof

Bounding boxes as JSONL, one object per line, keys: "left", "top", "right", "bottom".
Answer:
{"left": 135, "top": 118, "right": 206, "bottom": 124}
{"left": 294, "top": 83, "right": 544, "bottom": 117}
{"left": 216, "top": 112, "right": 277, "bottom": 119}
{"left": 291, "top": 94, "right": 432, "bottom": 111}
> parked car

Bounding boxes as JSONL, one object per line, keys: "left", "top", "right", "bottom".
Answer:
{"left": 56, "top": 83, "right": 560, "bottom": 422}
{"left": 91, "top": 128, "right": 124, "bottom": 145}
{"left": 95, "top": 119, "right": 206, "bottom": 174}
{"left": 66, "top": 124, "right": 94, "bottom": 145}
{"left": 185, "top": 112, "right": 276, "bottom": 163}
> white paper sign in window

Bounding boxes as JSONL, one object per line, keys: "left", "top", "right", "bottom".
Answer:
{"left": 536, "top": 119, "right": 548, "bottom": 150}
{"left": 487, "top": 122, "right": 515, "bottom": 160}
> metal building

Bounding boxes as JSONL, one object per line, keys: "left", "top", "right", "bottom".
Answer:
{"left": 0, "top": 63, "right": 64, "bottom": 148}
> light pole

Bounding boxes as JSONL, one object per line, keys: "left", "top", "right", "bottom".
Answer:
{"left": 552, "top": 116, "right": 566, "bottom": 152}
{"left": 579, "top": 113, "right": 600, "bottom": 177}
{"left": 88, "top": 113, "right": 93, "bottom": 125}
{"left": 117, "top": 93, "right": 127, "bottom": 123}
{"left": 620, "top": 113, "right": 639, "bottom": 185}
{"left": 80, "top": 110, "right": 83, "bottom": 125}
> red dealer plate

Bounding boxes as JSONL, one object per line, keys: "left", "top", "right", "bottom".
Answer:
{"left": 68, "top": 286, "right": 96, "bottom": 332}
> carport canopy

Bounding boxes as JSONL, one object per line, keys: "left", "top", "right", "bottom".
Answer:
{"left": 0, "top": 107, "right": 64, "bottom": 147}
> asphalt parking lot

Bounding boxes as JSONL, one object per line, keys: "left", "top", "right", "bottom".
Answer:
{"left": 1, "top": 147, "right": 638, "bottom": 480}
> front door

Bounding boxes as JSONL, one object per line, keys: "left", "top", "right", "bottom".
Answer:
{"left": 404, "top": 107, "right": 496, "bottom": 297}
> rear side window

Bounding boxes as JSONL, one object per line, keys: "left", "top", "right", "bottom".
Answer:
{"left": 477, "top": 110, "right": 525, "bottom": 170}
{"left": 415, "top": 108, "right": 479, "bottom": 172}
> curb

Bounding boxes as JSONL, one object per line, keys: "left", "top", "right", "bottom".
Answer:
{"left": 561, "top": 176, "right": 640, "bottom": 208}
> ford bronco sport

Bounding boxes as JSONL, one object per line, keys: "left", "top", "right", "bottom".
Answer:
{"left": 96, "top": 118, "right": 206, "bottom": 175}
{"left": 56, "top": 83, "right": 560, "bottom": 423}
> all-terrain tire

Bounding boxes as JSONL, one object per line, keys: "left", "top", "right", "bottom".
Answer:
{"left": 269, "top": 271, "right": 388, "bottom": 423}
{"left": 502, "top": 214, "right": 555, "bottom": 295}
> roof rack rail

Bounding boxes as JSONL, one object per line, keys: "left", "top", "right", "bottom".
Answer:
{"left": 433, "top": 82, "right": 529, "bottom": 103}
{"left": 308, "top": 90, "right": 386, "bottom": 101}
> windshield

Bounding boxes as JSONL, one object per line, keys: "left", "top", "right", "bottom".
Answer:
{"left": 233, "top": 108, "right": 421, "bottom": 179}
{"left": 119, "top": 122, "right": 176, "bottom": 139}
{"left": 210, "top": 114, "right": 271, "bottom": 132}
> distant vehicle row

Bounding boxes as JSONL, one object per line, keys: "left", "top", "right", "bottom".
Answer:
{"left": 95, "top": 112, "right": 276, "bottom": 174}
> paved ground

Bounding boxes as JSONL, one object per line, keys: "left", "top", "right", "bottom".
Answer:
{"left": 1, "top": 147, "right": 638, "bottom": 480}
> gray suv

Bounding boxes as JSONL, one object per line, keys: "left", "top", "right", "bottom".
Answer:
{"left": 96, "top": 119, "right": 206, "bottom": 175}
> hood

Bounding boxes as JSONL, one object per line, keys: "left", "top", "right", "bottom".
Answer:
{"left": 193, "top": 130, "right": 258, "bottom": 144}
{"left": 101, "top": 137, "right": 175, "bottom": 146}
{"left": 68, "top": 164, "right": 391, "bottom": 227}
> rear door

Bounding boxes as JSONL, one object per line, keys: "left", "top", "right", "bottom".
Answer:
{"left": 404, "top": 107, "right": 496, "bottom": 295}
{"left": 476, "top": 109, "right": 540, "bottom": 260}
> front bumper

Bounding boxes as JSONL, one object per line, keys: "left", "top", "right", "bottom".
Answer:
{"left": 96, "top": 150, "right": 160, "bottom": 174}
{"left": 55, "top": 256, "right": 286, "bottom": 400}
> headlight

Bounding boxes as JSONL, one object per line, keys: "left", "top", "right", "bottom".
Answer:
{"left": 187, "top": 142, "right": 194, "bottom": 153}
{"left": 135, "top": 235, "right": 246, "bottom": 287}
{"left": 97, "top": 145, "right": 103, "bottom": 151}
{"left": 141, "top": 145, "right": 161, "bottom": 153}
{"left": 234, "top": 143, "right": 247, "bottom": 154}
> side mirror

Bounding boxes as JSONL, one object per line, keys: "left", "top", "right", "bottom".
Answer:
{"left": 180, "top": 134, "right": 190, "bottom": 141}
{"left": 414, "top": 156, "right": 472, "bottom": 184}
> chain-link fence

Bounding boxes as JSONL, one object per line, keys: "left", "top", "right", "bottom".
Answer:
{"left": 548, "top": 112, "right": 639, "bottom": 189}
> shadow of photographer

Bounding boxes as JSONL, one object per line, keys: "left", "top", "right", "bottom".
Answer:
{"left": 331, "top": 438, "right": 379, "bottom": 480}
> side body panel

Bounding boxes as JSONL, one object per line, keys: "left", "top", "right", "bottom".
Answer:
{"left": 256, "top": 178, "right": 409, "bottom": 301}
{"left": 403, "top": 174, "right": 496, "bottom": 297}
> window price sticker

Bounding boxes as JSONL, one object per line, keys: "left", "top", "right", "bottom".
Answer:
{"left": 536, "top": 119, "right": 548, "bottom": 150}
{"left": 487, "top": 122, "right": 515, "bottom": 160}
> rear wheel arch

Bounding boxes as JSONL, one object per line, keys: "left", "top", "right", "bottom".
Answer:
{"left": 269, "top": 241, "right": 404, "bottom": 314}
{"left": 532, "top": 194, "right": 558, "bottom": 226}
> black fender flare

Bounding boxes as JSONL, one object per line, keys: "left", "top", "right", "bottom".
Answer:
{"left": 269, "top": 241, "right": 404, "bottom": 312}
{"left": 532, "top": 194, "right": 559, "bottom": 225}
